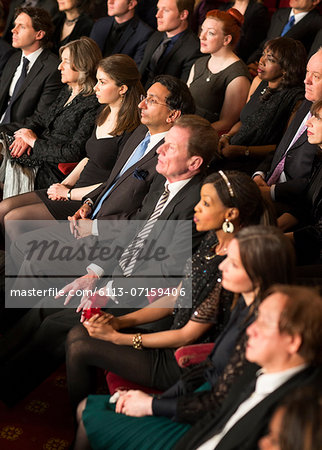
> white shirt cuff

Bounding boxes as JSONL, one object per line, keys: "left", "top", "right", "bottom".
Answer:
{"left": 87, "top": 263, "right": 104, "bottom": 278}
{"left": 92, "top": 219, "right": 98, "bottom": 236}
{"left": 270, "top": 185, "right": 276, "bottom": 201}
{"left": 252, "top": 171, "right": 265, "bottom": 179}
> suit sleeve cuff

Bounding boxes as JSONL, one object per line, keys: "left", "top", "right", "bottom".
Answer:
{"left": 152, "top": 397, "right": 177, "bottom": 418}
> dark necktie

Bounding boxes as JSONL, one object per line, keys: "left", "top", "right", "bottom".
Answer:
{"left": 150, "top": 38, "right": 171, "bottom": 71}
{"left": 119, "top": 186, "right": 170, "bottom": 277}
{"left": 2, "top": 57, "right": 29, "bottom": 124}
{"left": 281, "top": 15, "right": 295, "bottom": 36}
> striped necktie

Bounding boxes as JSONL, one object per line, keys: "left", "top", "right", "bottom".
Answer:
{"left": 119, "top": 186, "right": 170, "bottom": 277}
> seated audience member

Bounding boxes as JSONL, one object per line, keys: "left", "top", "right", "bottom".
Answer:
{"left": 218, "top": 37, "right": 306, "bottom": 174}
{"left": 0, "top": 37, "right": 100, "bottom": 196}
{"left": 0, "top": 38, "right": 16, "bottom": 76}
{"left": 219, "top": 0, "right": 270, "bottom": 63}
{"left": 139, "top": 0, "right": 201, "bottom": 90}
{"left": 309, "top": 28, "right": 322, "bottom": 58}
{"left": 0, "top": 75, "right": 194, "bottom": 242}
{"left": 52, "top": 0, "right": 93, "bottom": 54}
{"left": 73, "top": 229, "right": 302, "bottom": 450}
{"left": 253, "top": 48, "right": 322, "bottom": 218}
{"left": 1, "top": 0, "right": 59, "bottom": 43}
{"left": 0, "top": 115, "right": 218, "bottom": 405}
{"left": 247, "top": 0, "right": 322, "bottom": 73}
{"left": 89, "top": 0, "right": 153, "bottom": 66}
{"left": 187, "top": 9, "right": 251, "bottom": 132}
{"left": 284, "top": 100, "right": 322, "bottom": 266}
{"left": 0, "top": 7, "right": 62, "bottom": 132}
{"left": 258, "top": 384, "right": 322, "bottom": 450}
{"left": 65, "top": 171, "right": 274, "bottom": 410}
{"left": 0, "top": 54, "right": 144, "bottom": 225}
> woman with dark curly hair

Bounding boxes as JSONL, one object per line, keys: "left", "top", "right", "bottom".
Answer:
{"left": 218, "top": 37, "right": 306, "bottom": 174}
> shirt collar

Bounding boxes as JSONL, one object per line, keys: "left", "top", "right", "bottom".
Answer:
{"left": 165, "top": 177, "right": 192, "bottom": 196}
{"left": 22, "top": 47, "right": 43, "bottom": 67}
{"left": 255, "top": 364, "right": 307, "bottom": 395}
{"left": 290, "top": 10, "right": 309, "bottom": 24}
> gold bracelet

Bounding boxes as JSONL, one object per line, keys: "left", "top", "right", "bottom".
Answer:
{"left": 132, "top": 333, "right": 143, "bottom": 350}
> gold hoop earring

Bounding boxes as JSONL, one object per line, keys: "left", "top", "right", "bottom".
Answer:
{"left": 222, "top": 219, "right": 234, "bottom": 234}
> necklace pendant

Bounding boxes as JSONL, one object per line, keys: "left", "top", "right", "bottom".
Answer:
{"left": 206, "top": 76, "right": 211, "bottom": 82}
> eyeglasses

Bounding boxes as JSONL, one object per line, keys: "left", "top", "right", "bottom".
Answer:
{"left": 140, "top": 95, "right": 169, "bottom": 108}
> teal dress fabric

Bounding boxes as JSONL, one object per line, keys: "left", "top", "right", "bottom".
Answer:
{"left": 82, "top": 383, "right": 211, "bottom": 449}
{"left": 83, "top": 395, "right": 191, "bottom": 450}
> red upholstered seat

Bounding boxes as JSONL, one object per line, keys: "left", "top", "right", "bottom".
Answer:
{"left": 175, "top": 343, "right": 215, "bottom": 368}
{"left": 106, "top": 372, "right": 162, "bottom": 395}
{"left": 58, "top": 162, "right": 78, "bottom": 175}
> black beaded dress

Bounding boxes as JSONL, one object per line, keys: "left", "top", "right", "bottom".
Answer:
{"left": 36, "top": 127, "right": 130, "bottom": 219}
{"left": 66, "top": 231, "right": 233, "bottom": 407}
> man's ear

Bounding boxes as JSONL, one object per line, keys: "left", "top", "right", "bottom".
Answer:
{"left": 287, "top": 333, "right": 302, "bottom": 356}
{"left": 35, "top": 30, "right": 45, "bottom": 41}
{"left": 166, "top": 109, "right": 181, "bottom": 124}
{"left": 128, "top": 0, "right": 138, "bottom": 11}
{"left": 189, "top": 155, "right": 203, "bottom": 172}
{"left": 179, "top": 9, "right": 189, "bottom": 21}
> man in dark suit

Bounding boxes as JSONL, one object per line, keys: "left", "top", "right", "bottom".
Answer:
{"left": 252, "top": 48, "right": 322, "bottom": 216}
{"left": 0, "top": 114, "right": 219, "bottom": 405}
{"left": 247, "top": 0, "right": 322, "bottom": 70}
{"left": 97, "top": 285, "right": 321, "bottom": 450}
{"left": 174, "top": 285, "right": 322, "bottom": 450}
{"left": 7, "top": 75, "right": 197, "bottom": 300}
{"left": 139, "top": 0, "right": 201, "bottom": 89}
{"left": 0, "top": 6, "right": 62, "bottom": 133}
{"left": 1, "top": 0, "right": 59, "bottom": 43}
{"left": 89, "top": 0, "right": 153, "bottom": 66}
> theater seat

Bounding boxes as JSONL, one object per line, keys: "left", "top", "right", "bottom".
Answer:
{"left": 105, "top": 343, "right": 215, "bottom": 394}
{"left": 58, "top": 162, "right": 78, "bottom": 176}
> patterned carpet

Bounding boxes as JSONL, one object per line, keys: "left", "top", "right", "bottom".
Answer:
{"left": 0, "top": 365, "right": 74, "bottom": 450}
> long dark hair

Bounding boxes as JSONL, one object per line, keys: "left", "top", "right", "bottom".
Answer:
{"left": 235, "top": 225, "right": 295, "bottom": 302}
{"left": 96, "top": 54, "right": 144, "bottom": 135}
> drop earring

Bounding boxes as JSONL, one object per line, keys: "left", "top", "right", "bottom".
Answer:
{"left": 222, "top": 218, "right": 234, "bottom": 234}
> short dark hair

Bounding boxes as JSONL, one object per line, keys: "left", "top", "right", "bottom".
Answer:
{"left": 174, "top": 114, "right": 219, "bottom": 171}
{"left": 267, "top": 285, "right": 322, "bottom": 365}
{"left": 153, "top": 75, "right": 195, "bottom": 115}
{"left": 277, "top": 384, "right": 322, "bottom": 450}
{"left": 176, "top": 0, "right": 194, "bottom": 16}
{"left": 14, "top": 7, "right": 54, "bottom": 47}
{"left": 264, "top": 37, "right": 307, "bottom": 90}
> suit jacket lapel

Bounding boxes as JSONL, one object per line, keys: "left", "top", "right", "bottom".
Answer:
{"left": 12, "top": 50, "right": 47, "bottom": 103}
{"left": 0, "top": 52, "right": 20, "bottom": 98}
{"left": 114, "top": 17, "right": 137, "bottom": 53}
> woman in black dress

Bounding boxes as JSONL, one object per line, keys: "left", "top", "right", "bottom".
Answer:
{"left": 1, "top": 37, "right": 101, "bottom": 196}
{"left": 52, "top": 0, "right": 93, "bottom": 54}
{"left": 0, "top": 53, "right": 144, "bottom": 239}
{"left": 218, "top": 37, "right": 306, "bottom": 174}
